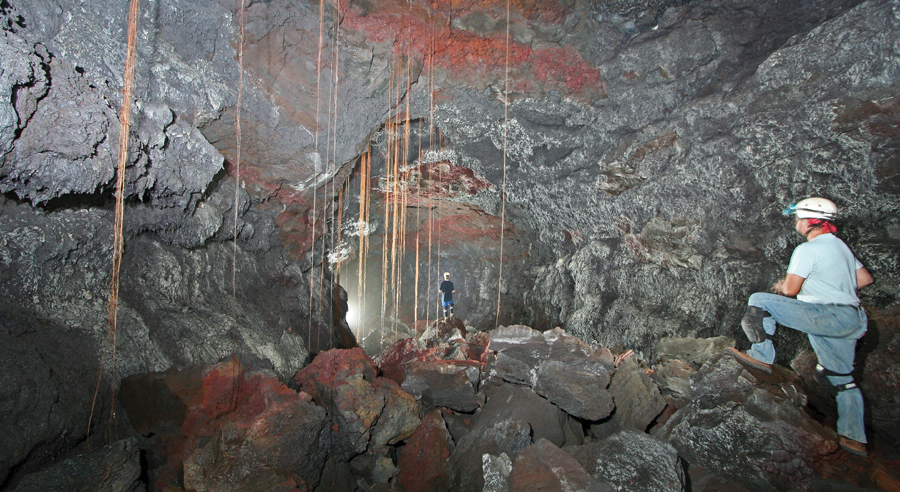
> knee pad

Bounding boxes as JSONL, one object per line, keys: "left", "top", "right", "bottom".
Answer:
{"left": 741, "top": 306, "right": 773, "bottom": 344}
{"left": 815, "top": 363, "right": 857, "bottom": 396}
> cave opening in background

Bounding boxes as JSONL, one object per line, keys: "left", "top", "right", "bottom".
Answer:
{"left": 323, "top": 120, "right": 514, "bottom": 355}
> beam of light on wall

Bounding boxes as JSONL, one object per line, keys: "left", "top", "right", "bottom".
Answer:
{"left": 346, "top": 299, "right": 359, "bottom": 333}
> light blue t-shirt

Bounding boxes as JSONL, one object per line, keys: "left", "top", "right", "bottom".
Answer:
{"left": 787, "top": 233, "right": 863, "bottom": 305}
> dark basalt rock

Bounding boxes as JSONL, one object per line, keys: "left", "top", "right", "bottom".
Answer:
{"left": 656, "top": 354, "right": 838, "bottom": 491}
{"left": 482, "top": 453, "right": 514, "bottom": 492}
{"left": 476, "top": 383, "right": 571, "bottom": 448}
{"left": 861, "top": 313, "right": 900, "bottom": 447}
{"left": 534, "top": 359, "right": 616, "bottom": 422}
{"left": 182, "top": 389, "right": 331, "bottom": 492}
{"left": 94, "top": 329, "right": 900, "bottom": 490}
{"left": 0, "top": 30, "right": 48, "bottom": 164}
{"left": 402, "top": 360, "right": 482, "bottom": 413}
{"left": 656, "top": 336, "right": 736, "bottom": 370}
{"left": 0, "top": 193, "right": 329, "bottom": 377}
{"left": 650, "top": 358, "right": 697, "bottom": 409}
{"left": 314, "top": 459, "right": 358, "bottom": 492}
{"left": 370, "top": 377, "right": 422, "bottom": 450}
{"left": 569, "top": 429, "right": 685, "bottom": 492}
{"left": 349, "top": 449, "right": 399, "bottom": 489}
{"left": 119, "top": 359, "right": 332, "bottom": 490}
{"left": 450, "top": 418, "right": 533, "bottom": 492}
{"left": 2, "top": 0, "right": 898, "bottom": 372}
{"left": 13, "top": 438, "right": 144, "bottom": 492}
{"left": 491, "top": 326, "right": 616, "bottom": 421}
{"left": 590, "top": 357, "right": 667, "bottom": 440}
{"left": 420, "top": 317, "right": 468, "bottom": 348}
{"left": 0, "top": 315, "right": 104, "bottom": 487}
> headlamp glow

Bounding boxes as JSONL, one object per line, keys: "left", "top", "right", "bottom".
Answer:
{"left": 782, "top": 203, "right": 798, "bottom": 216}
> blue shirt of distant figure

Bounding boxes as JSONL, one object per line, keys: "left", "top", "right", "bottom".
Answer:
{"left": 440, "top": 280, "right": 454, "bottom": 305}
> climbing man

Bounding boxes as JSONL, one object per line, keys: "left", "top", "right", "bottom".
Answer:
{"left": 439, "top": 272, "right": 455, "bottom": 320}
{"left": 727, "top": 197, "right": 874, "bottom": 458}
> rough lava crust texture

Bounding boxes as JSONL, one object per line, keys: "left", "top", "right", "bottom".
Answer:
{"left": 1, "top": 0, "right": 899, "bottom": 486}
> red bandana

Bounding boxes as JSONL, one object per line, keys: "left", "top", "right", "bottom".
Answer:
{"left": 807, "top": 218, "right": 837, "bottom": 234}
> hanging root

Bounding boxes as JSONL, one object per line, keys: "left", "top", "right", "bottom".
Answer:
{"left": 88, "top": 0, "right": 141, "bottom": 449}
{"left": 495, "top": 0, "right": 510, "bottom": 329}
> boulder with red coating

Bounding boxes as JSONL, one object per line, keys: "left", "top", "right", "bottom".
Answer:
{"left": 295, "top": 348, "right": 421, "bottom": 461}
{"left": 119, "top": 359, "right": 330, "bottom": 490}
{"left": 295, "top": 348, "right": 384, "bottom": 462}
{"left": 508, "top": 438, "right": 614, "bottom": 492}
{"left": 182, "top": 387, "right": 330, "bottom": 492}
{"left": 396, "top": 410, "right": 455, "bottom": 492}
{"left": 375, "top": 337, "right": 425, "bottom": 385}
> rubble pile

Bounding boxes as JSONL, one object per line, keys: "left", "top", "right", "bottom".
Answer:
{"left": 19, "top": 320, "right": 897, "bottom": 492}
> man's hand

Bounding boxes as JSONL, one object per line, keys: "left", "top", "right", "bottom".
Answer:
{"left": 771, "top": 274, "right": 805, "bottom": 297}
{"left": 770, "top": 280, "right": 783, "bottom": 294}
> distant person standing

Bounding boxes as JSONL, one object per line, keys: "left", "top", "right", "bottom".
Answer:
{"left": 727, "top": 197, "right": 873, "bottom": 457}
{"left": 439, "top": 272, "right": 455, "bottom": 319}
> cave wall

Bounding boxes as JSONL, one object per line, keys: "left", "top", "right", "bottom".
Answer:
{"left": 0, "top": 0, "right": 353, "bottom": 481}
{"left": 493, "top": 0, "right": 900, "bottom": 354}
{"left": 332, "top": 0, "right": 900, "bottom": 357}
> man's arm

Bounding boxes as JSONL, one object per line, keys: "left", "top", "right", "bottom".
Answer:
{"left": 772, "top": 274, "right": 805, "bottom": 297}
{"left": 856, "top": 267, "right": 874, "bottom": 289}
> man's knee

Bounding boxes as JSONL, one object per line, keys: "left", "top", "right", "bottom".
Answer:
{"left": 747, "top": 292, "right": 771, "bottom": 306}
{"left": 741, "top": 305, "right": 773, "bottom": 343}
{"left": 815, "top": 364, "right": 857, "bottom": 396}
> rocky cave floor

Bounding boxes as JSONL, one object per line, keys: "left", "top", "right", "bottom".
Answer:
{"left": 10, "top": 309, "right": 900, "bottom": 492}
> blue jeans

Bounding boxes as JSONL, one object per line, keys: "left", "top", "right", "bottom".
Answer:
{"left": 746, "top": 292, "right": 868, "bottom": 443}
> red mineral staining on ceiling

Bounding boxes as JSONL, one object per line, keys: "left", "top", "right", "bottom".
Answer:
{"left": 411, "top": 160, "right": 495, "bottom": 200}
{"left": 220, "top": 0, "right": 604, "bottom": 261}
{"left": 340, "top": 0, "right": 606, "bottom": 99}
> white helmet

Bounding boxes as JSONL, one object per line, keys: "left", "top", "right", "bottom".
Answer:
{"left": 783, "top": 197, "right": 837, "bottom": 220}
{"left": 444, "top": 272, "right": 450, "bottom": 279}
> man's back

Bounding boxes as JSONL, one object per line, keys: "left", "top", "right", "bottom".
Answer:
{"left": 788, "top": 233, "right": 861, "bottom": 305}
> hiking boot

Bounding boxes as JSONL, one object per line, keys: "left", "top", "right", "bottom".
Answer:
{"left": 726, "top": 347, "right": 772, "bottom": 374}
{"left": 839, "top": 436, "right": 868, "bottom": 458}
